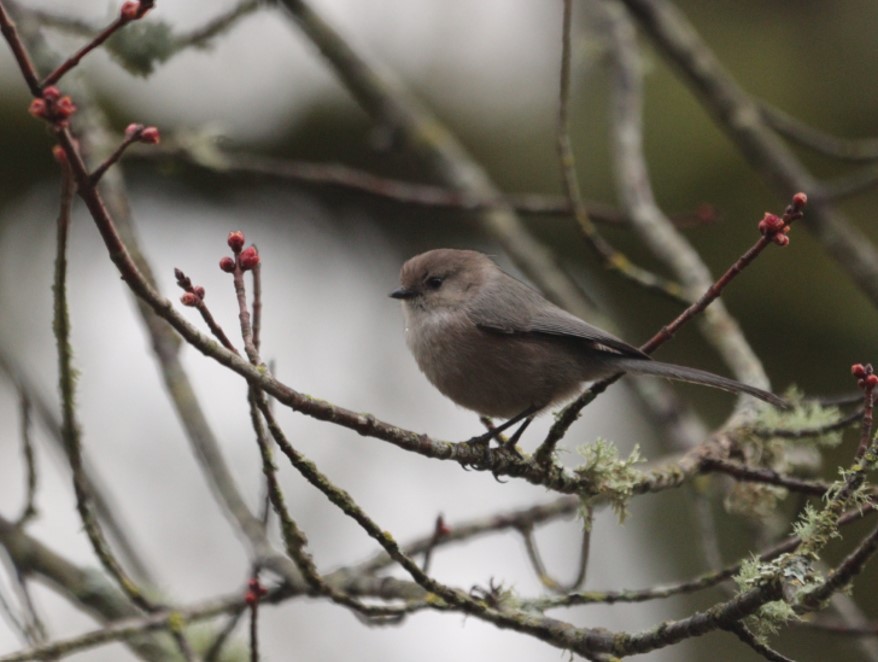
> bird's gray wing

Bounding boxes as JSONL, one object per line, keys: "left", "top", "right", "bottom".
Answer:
{"left": 467, "top": 277, "right": 648, "bottom": 359}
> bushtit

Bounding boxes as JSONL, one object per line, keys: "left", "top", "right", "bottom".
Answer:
{"left": 390, "top": 249, "right": 785, "bottom": 443}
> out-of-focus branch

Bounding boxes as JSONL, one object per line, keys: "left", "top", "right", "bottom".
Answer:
{"left": 603, "top": 1, "right": 774, "bottom": 405}
{"left": 0, "top": 352, "right": 156, "bottom": 585}
{"left": 140, "top": 139, "right": 719, "bottom": 227}
{"left": 557, "top": 0, "right": 685, "bottom": 304}
{"left": 619, "top": 0, "right": 878, "bottom": 308}
{"left": 0, "top": 515, "right": 177, "bottom": 661}
{"left": 760, "top": 102, "right": 878, "bottom": 162}
{"left": 273, "top": 0, "right": 599, "bottom": 322}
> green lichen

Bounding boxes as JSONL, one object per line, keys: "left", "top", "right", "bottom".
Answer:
{"left": 575, "top": 440, "right": 644, "bottom": 522}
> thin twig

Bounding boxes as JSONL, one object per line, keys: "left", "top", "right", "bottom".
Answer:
{"left": 175, "top": 268, "right": 239, "bottom": 352}
{"left": 0, "top": 2, "right": 40, "bottom": 94}
{"left": 518, "top": 510, "right": 591, "bottom": 593}
{"left": 146, "top": 140, "right": 720, "bottom": 226}
{"left": 620, "top": 0, "right": 878, "bottom": 308}
{"left": 751, "top": 408, "right": 862, "bottom": 439}
{"left": 802, "top": 522, "right": 878, "bottom": 609}
{"left": 40, "top": 1, "right": 154, "bottom": 87}
{"left": 557, "top": 0, "right": 685, "bottom": 304}
{"left": 251, "top": 253, "right": 262, "bottom": 352}
{"left": 700, "top": 457, "right": 828, "bottom": 495}
{"left": 52, "top": 143, "right": 173, "bottom": 631}
{"left": 15, "top": 393, "right": 37, "bottom": 526}
{"left": 761, "top": 102, "right": 878, "bottom": 162}
{"left": 724, "top": 622, "right": 796, "bottom": 662}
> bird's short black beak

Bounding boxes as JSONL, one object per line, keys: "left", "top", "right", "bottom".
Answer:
{"left": 389, "top": 287, "right": 416, "bottom": 300}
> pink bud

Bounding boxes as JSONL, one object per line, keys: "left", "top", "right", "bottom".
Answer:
{"left": 227, "top": 231, "right": 245, "bottom": 252}
{"left": 238, "top": 246, "right": 260, "bottom": 270}
{"left": 120, "top": 1, "right": 141, "bottom": 20}
{"left": 28, "top": 98, "right": 47, "bottom": 118}
{"left": 140, "top": 126, "right": 160, "bottom": 144}
{"left": 125, "top": 123, "right": 143, "bottom": 139}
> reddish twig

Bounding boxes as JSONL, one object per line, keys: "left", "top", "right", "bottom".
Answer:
{"left": 851, "top": 363, "right": 877, "bottom": 460}
{"left": 641, "top": 192, "right": 806, "bottom": 352}
{"left": 0, "top": 2, "right": 40, "bottom": 94}
{"left": 222, "top": 231, "right": 261, "bottom": 364}
{"left": 251, "top": 248, "right": 263, "bottom": 352}
{"left": 174, "top": 268, "right": 238, "bottom": 353}
{"left": 40, "top": 1, "right": 154, "bottom": 88}
{"left": 537, "top": 193, "right": 806, "bottom": 461}
{"left": 420, "top": 514, "right": 449, "bottom": 574}
{"left": 149, "top": 141, "right": 719, "bottom": 227}
{"left": 245, "top": 574, "right": 268, "bottom": 662}
{"left": 89, "top": 123, "right": 160, "bottom": 185}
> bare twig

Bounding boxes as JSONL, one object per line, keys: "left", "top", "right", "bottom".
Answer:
{"left": 14, "top": 394, "right": 37, "bottom": 526}
{"left": 557, "top": 0, "right": 685, "bottom": 303}
{"left": 40, "top": 1, "right": 154, "bottom": 88}
{"left": 620, "top": 0, "right": 878, "bottom": 308}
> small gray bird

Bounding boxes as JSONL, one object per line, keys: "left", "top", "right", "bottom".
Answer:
{"left": 390, "top": 249, "right": 785, "bottom": 443}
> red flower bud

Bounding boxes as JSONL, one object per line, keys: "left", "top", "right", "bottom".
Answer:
{"left": 772, "top": 234, "right": 790, "bottom": 247}
{"left": 852, "top": 363, "right": 867, "bottom": 378}
{"left": 193, "top": 285, "right": 205, "bottom": 299}
{"left": 219, "top": 256, "right": 236, "bottom": 273}
{"left": 125, "top": 123, "right": 143, "bottom": 139}
{"left": 758, "top": 212, "right": 784, "bottom": 235}
{"left": 140, "top": 126, "right": 160, "bottom": 144}
{"left": 28, "top": 98, "right": 47, "bottom": 118}
{"left": 180, "top": 292, "right": 199, "bottom": 307}
{"left": 227, "top": 230, "right": 245, "bottom": 252}
{"left": 52, "top": 145, "right": 67, "bottom": 165}
{"left": 42, "top": 86, "right": 61, "bottom": 101}
{"left": 244, "top": 577, "right": 267, "bottom": 604}
{"left": 867, "top": 374, "right": 878, "bottom": 388}
{"left": 792, "top": 192, "right": 808, "bottom": 209}
{"left": 120, "top": 1, "right": 142, "bottom": 20}
{"left": 55, "top": 96, "right": 77, "bottom": 119}
{"left": 239, "top": 246, "right": 260, "bottom": 270}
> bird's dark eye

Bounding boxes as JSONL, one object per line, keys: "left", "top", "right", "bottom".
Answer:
{"left": 425, "top": 276, "right": 445, "bottom": 290}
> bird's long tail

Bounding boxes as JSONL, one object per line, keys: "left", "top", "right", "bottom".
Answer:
{"left": 611, "top": 357, "right": 787, "bottom": 408}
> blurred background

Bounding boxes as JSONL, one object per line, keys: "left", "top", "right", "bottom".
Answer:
{"left": 1, "top": 1, "right": 877, "bottom": 660}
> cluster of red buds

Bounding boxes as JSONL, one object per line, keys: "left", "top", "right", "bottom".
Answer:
{"left": 220, "top": 230, "right": 260, "bottom": 272}
{"left": 124, "top": 123, "right": 160, "bottom": 144}
{"left": 757, "top": 212, "right": 790, "bottom": 246}
{"left": 179, "top": 287, "right": 205, "bottom": 307}
{"left": 175, "top": 268, "right": 205, "bottom": 307}
{"left": 51, "top": 141, "right": 78, "bottom": 166}
{"left": 28, "top": 86, "right": 77, "bottom": 127}
{"left": 244, "top": 577, "right": 268, "bottom": 606}
{"left": 852, "top": 363, "right": 878, "bottom": 392}
{"left": 120, "top": 0, "right": 153, "bottom": 21}
{"left": 757, "top": 192, "right": 807, "bottom": 247}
